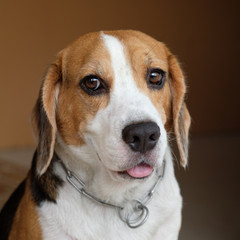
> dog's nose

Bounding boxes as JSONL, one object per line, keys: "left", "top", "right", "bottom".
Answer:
{"left": 122, "top": 122, "right": 160, "bottom": 153}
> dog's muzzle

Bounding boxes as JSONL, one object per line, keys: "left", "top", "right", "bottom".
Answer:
{"left": 120, "top": 122, "right": 160, "bottom": 178}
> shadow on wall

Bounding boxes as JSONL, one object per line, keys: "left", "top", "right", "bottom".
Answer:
{"left": 177, "top": 133, "right": 240, "bottom": 240}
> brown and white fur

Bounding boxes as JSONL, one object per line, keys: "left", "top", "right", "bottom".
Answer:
{"left": 0, "top": 30, "right": 191, "bottom": 240}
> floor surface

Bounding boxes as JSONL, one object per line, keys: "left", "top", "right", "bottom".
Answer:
{"left": 0, "top": 134, "right": 239, "bottom": 239}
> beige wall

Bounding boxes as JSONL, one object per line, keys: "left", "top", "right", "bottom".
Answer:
{"left": 0, "top": 0, "right": 239, "bottom": 148}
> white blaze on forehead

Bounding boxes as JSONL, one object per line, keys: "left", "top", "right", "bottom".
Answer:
{"left": 101, "top": 33, "right": 158, "bottom": 123}
{"left": 101, "top": 33, "right": 137, "bottom": 92}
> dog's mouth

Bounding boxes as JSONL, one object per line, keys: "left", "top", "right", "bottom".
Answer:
{"left": 118, "top": 162, "right": 154, "bottom": 179}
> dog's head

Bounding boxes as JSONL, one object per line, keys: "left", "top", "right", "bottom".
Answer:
{"left": 32, "top": 30, "right": 190, "bottom": 182}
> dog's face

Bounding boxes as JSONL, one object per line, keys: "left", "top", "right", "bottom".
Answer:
{"left": 32, "top": 30, "right": 190, "bottom": 182}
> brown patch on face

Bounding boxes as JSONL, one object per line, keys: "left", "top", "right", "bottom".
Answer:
{"left": 56, "top": 32, "right": 113, "bottom": 145}
{"left": 9, "top": 179, "right": 42, "bottom": 240}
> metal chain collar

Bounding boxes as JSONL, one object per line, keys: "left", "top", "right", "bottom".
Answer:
{"left": 60, "top": 160, "right": 166, "bottom": 228}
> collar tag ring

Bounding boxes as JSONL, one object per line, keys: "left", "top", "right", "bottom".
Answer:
{"left": 126, "top": 200, "right": 149, "bottom": 229}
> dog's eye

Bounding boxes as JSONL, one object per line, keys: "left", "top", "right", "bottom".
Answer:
{"left": 147, "top": 69, "right": 166, "bottom": 89}
{"left": 85, "top": 77, "right": 101, "bottom": 90}
{"left": 80, "top": 75, "right": 108, "bottom": 95}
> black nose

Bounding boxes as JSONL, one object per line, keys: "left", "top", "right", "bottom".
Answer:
{"left": 122, "top": 122, "right": 160, "bottom": 153}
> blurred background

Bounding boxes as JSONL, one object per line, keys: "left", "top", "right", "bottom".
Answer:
{"left": 0, "top": 0, "right": 239, "bottom": 239}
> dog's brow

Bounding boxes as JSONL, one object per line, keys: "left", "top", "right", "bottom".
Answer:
{"left": 145, "top": 56, "right": 168, "bottom": 71}
{"left": 77, "top": 60, "right": 106, "bottom": 78}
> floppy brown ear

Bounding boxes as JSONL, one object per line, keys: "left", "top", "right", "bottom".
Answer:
{"left": 167, "top": 52, "right": 191, "bottom": 167}
{"left": 32, "top": 58, "right": 62, "bottom": 176}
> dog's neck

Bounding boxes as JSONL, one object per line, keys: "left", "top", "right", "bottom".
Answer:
{"left": 56, "top": 149, "right": 166, "bottom": 228}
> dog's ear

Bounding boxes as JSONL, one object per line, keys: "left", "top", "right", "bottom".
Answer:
{"left": 167, "top": 50, "right": 191, "bottom": 167}
{"left": 32, "top": 56, "right": 62, "bottom": 176}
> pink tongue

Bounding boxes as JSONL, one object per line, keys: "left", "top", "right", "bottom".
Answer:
{"left": 126, "top": 164, "right": 153, "bottom": 178}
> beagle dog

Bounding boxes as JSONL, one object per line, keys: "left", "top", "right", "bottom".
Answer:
{"left": 0, "top": 30, "right": 190, "bottom": 240}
